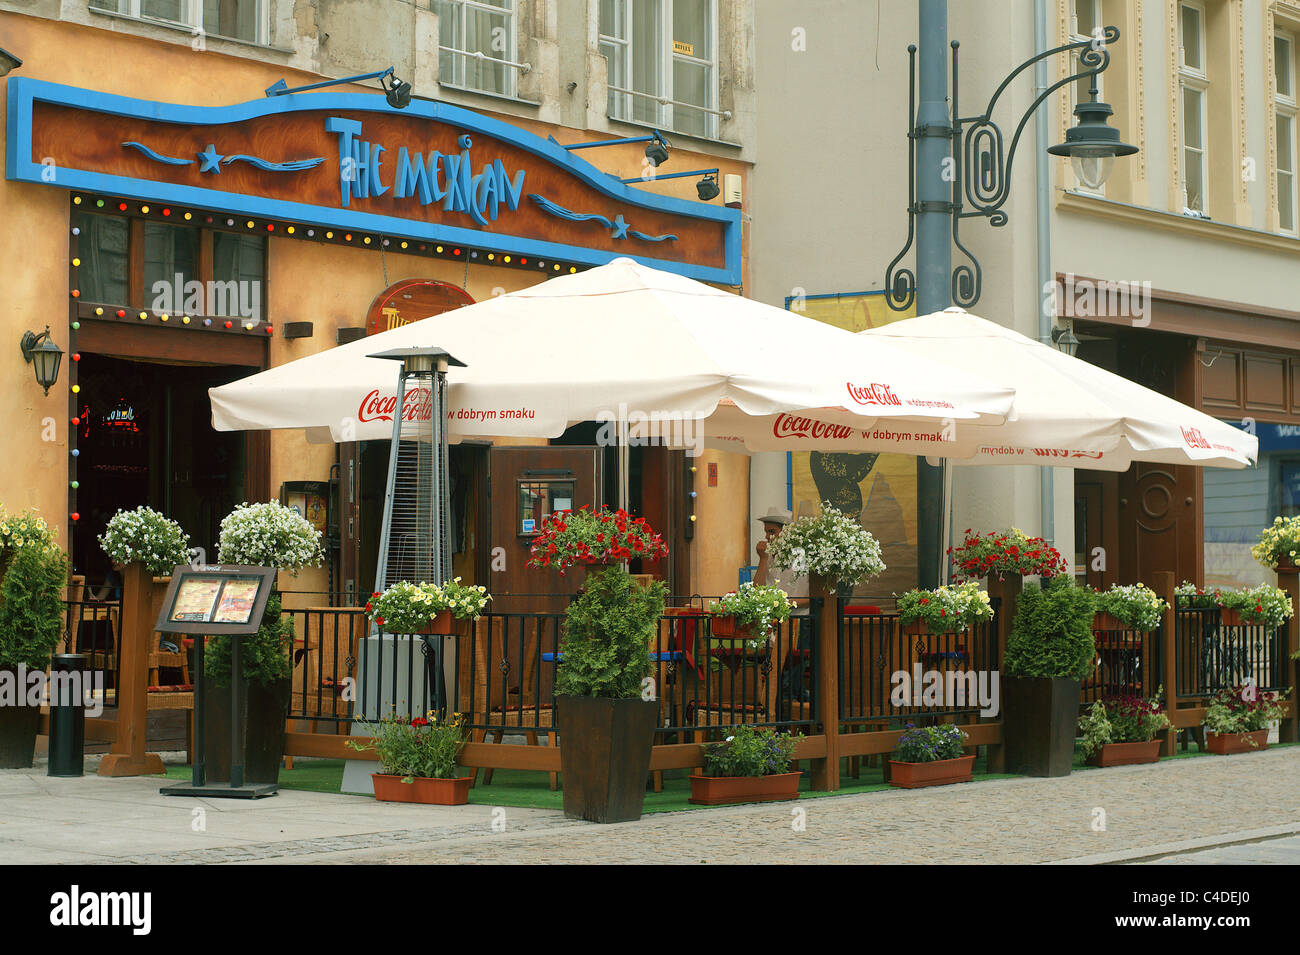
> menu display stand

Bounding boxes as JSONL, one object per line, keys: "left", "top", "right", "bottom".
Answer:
{"left": 155, "top": 565, "right": 279, "bottom": 800}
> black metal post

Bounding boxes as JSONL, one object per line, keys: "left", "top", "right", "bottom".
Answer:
{"left": 230, "top": 637, "right": 244, "bottom": 789}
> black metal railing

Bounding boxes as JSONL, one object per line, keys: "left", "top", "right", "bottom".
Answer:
{"left": 837, "top": 600, "right": 1000, "bottom": 725}
{"left": 1084, "top": 624, "right": 1162, "bottom": 705}
{"left": 1174, "top": 607, "right": 1286, "bottom": 700}
{"left": 282, "top": 606, "right": 819, "bottom": 739}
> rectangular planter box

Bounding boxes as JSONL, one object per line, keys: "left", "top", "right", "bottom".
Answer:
{"left": 900, "top": 619, "right": 964, "bottom": 637}
{"left": 887, "top": 754, "right": 976, "bottom": 789}
{"left": 1218, "top": 608, "right": 1244, "bottom": 627}
{"left": 1205, "top": 730, "right": 1269, "bottom": 755}
{"left": 689, "top": 771, "right": 802, "bottom": 805}
{"left": 1091, "top": 612, "right": 1127, "bottom": 632}
{"left": 557, "top": 696, "right": 659, "bottom": 823}
{"left": 1087, "top": 739, "right": 1161, "bottom": 767}
{"left": 371, "top": 773, "right": 473, "bottom": 805}
{"left": 1003, "top": 676, "right": 1082, "bottom": 777}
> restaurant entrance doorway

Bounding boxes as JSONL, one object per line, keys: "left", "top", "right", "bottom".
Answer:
{"left": 72, "top": 355, "right": 254, "bottom": 590}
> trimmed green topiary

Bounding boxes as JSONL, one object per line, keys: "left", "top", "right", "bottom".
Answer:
{"left": 1004, "top": 577, "right": 1097, "bottom": 680}
{"left": 204, "top": 593, "right": 293, "bottom": 689}
{"left": 554, "top": 564, "right": 666, "bottom": 699}
{"left": 0, "top": 543, "right": 69, "bottom": 670}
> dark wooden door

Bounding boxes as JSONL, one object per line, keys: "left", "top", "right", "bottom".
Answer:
{"left": 1118, "top": 463, "right": 1202, "bottom": 586}
{"left": 489, "top": 446, "right": 602, "bottom": 615}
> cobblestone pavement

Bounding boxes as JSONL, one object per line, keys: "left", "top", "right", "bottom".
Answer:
{"left": 4, "top": 749, "right": 1300, "bottom": 864}
{"left": 320, "top": 749, "right": 1300, "bottom": 865}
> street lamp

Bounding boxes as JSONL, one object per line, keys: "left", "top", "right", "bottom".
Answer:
{"left": 885, "top": 25, "right": 1137, "bottom": 311}
{"left": 1051, "top": 321, "right": 1080, "bottom": 358}
{"left": 265, "top": 67, "right": 413, "bottom": 108}
{"left": 19, "top": 326, "right": 63, "bottom": 396}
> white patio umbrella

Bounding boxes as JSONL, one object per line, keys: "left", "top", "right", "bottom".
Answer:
{"left": 210, "top": 259, "right": 1017, "bottom": 453}
{"left": 857, "top": 307, "right": 1258, "bottom": 470}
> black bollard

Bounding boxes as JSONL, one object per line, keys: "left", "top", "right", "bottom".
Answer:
{"left": 47, "top": 653, "right": 88, "bottom": 777}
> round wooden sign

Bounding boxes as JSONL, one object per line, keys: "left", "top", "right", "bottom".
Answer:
{"left": 364, "top": 279, "right": 476, "bottom": 336}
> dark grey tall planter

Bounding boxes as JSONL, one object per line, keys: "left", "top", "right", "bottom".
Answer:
{"left": 1002, "top": 676, "right": 1081, "bottom": 777}
{"left": 557, "top": 696, "right": 658, "bottom": 823}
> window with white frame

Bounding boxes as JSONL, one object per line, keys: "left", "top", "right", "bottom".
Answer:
{"left": 90, "top": 0, "right": 268, "bottom": 45}
{"left": 600, "top": 0, "right": 720, "bottom": 140}
{"left": 435, "top": 0, "right": 518, "bottom": 97}
{"left": 1068, "top": 0, "right": 1105, "bottom": 193}
{"left": 1275, "top": 30, "right": 1298, "bottom": 234}
{"left": 1178, "top": 1, "right": 1209, "bottom": 213}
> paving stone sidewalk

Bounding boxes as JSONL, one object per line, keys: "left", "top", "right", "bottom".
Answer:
{"left": 3, "top": 749, "right": 1299, "bottom": 864}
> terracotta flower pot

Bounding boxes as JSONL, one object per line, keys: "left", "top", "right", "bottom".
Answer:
{"left": 709, "top": 615, "right": 756, "bottom": 640}
{"left": 370, "top": 773, "right": 473, "bottom": 805}
{"left": 1218, "top": 608, "right": 1244, "bottom": 627}
{"left": 424, "top": 610, "right": 456, "bottom": 636}
{"left": 688, "top": 771, "right": 802, "bottom": 805}
{"left": 1205, "top": 729, "right": 1269, "bottom": 755}
{"left": 1087, "top": 739, "right": 1161, "bottom": 767}
{"left": 1091, "top": 612, "right": 1127, "bottom": 632}
{"left": 887, "top": 754, "right": 976, "bottom": 789}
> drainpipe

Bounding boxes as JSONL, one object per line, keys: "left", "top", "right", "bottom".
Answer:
{"left": 1035, "top": 0, "right": 1055, "bottom": 550}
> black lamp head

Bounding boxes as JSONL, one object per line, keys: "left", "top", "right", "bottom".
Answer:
{"left": 696, "top": 173, "right": 720, "bottom": 201}
{"left": 644, "top": 134, "right": 670, "bottom": 167}
{"left": 0, "top": 46, "right": 21, "bottom": 77}
{"left": 383, "top": 73, "right": 412, "bottom": 109}
{"left": 1047, "top": 99, "right": 1137, "bottom": 190}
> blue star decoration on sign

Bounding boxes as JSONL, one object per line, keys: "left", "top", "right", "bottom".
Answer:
{"left": 528, "top": 195, "right": 677, "bottom": 243}
{"left": 197, "top": 144, "right": 223, "bottom": 173}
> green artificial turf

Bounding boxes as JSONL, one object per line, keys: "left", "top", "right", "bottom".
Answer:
{"left": 154, "top": 740, "right": 1299, "bottom": 812}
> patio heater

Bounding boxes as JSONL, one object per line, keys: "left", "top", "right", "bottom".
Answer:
{"left": 364, "top": 347, "right": 465, "bottom": 722}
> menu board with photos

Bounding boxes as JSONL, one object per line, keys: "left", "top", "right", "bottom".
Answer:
{"left": 155, "top": 566, "right": 276, "bottom": 635}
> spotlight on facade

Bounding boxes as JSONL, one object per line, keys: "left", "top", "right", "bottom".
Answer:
{"left": 19, "top": 326, "right": 63, "bottom": 396}
{"left": 0, "top": 46, "right": 21, "bottom": 77}
{"left": 383, "top": 72, "right": 412, "bottom": 109}
{"left": 696, "top": 172, "right": 720, "bottom": 201}
{"left": 644, "top": 134, "right": 670, "bottom": 167}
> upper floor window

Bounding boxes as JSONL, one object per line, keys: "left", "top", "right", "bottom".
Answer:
{"left": 1275, "top": 31, "right": 1298, "bottom": 234}
{"left": 90, "top": 0, "right": 269, "bottom": 46}
{"left": 1178, "top": 1, "right": 1209, "bottom": 213}
{"left": 600, "top": 0, "right": 720, "bottom": 140}
{"left": 435, "top": 0, "right": 518, "bottom": 97}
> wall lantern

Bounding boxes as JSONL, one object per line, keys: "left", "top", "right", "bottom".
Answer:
{"left": 1051, "top": 321, "right": 1080, "bottom": 358}
{"left": 265, "top": 67, "right": 412, "bottom": 109}
{"left": 20, "top": 326, "right": 64, "bottom": 395}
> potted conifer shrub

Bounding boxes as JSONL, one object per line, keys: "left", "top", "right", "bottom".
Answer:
{"left": 0, "top": 509, "right": 67, "bottom": 768}
{"left": 528, "top": 506, "right": 668, "bottom": 824}
{"left": 1002, "top": 577, "right": 1096, "bottom": 777}
{"left": 204, "top": 501, "right": 322, "bottom": 784}
{"left": 688, "top": 725, "right": 800, "bottom": 805}
{"left": 887, "top": 723, "right": 975, "bottom": 788}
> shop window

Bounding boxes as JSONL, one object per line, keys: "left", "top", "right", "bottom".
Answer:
{"left": 1178, "top": 1, "right": 1209, "bottom": 213}
{"left": 1275, "top": 31, "right": 1298, "bottom": 234}
{"left": 74, "top": 212, "right": 129, "bottom": 305}
{"left": 144, "top": 222, "right": 199, "bottom": 299}
{"left": 435, "top": 0, "right": 517, "bottom": 97}
{"left": 601, "top": 0, "right": 719, "bottom": 139}
{"left": 213, "top": 233, "right": 265, "bottom": 317}
{"left": 90, "top": 0, "right": 268, "bottom": 44}
{"left": 517, "top": 478, "right": 574, "bottom": 536}
{"left": 1203, "top": 421, "right": 1300, "bottom": 589}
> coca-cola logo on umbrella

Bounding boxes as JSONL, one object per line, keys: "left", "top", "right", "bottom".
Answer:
{"left": 358, "top": 387, "right": 433, "bottom": 424}
{"left": 772, "top": 414, "right": 854, "bottom": 441}
{"left": 846, "top": 382, "right": 902, "bottom": 407}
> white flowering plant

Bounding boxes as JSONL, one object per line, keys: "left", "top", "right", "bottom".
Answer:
{"left": 1220, "top": 584, "right": 1294, "bottom": 629}
{"left": 710, "top": 583, "right": 794, "bottom": 636}
{"left": 896, "top": 581, "right": 993, "bottom": 631}
{"left": 1252, "top": 516, "right": 1300, "bottom": 570}
{"left": 765, "top": 503, "right": 886, "bottom": 589}
{"left": 1093, "top": 583, "right": 1168, "bottom": 632}
{"left": 366, "top": 578, "right": 491, "bottom": 633}
{"left": 97, "top": 506, "right": 191, "bottom": 577}
{"left": 217, "top": 501, "right": 322, "bottom": 574}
